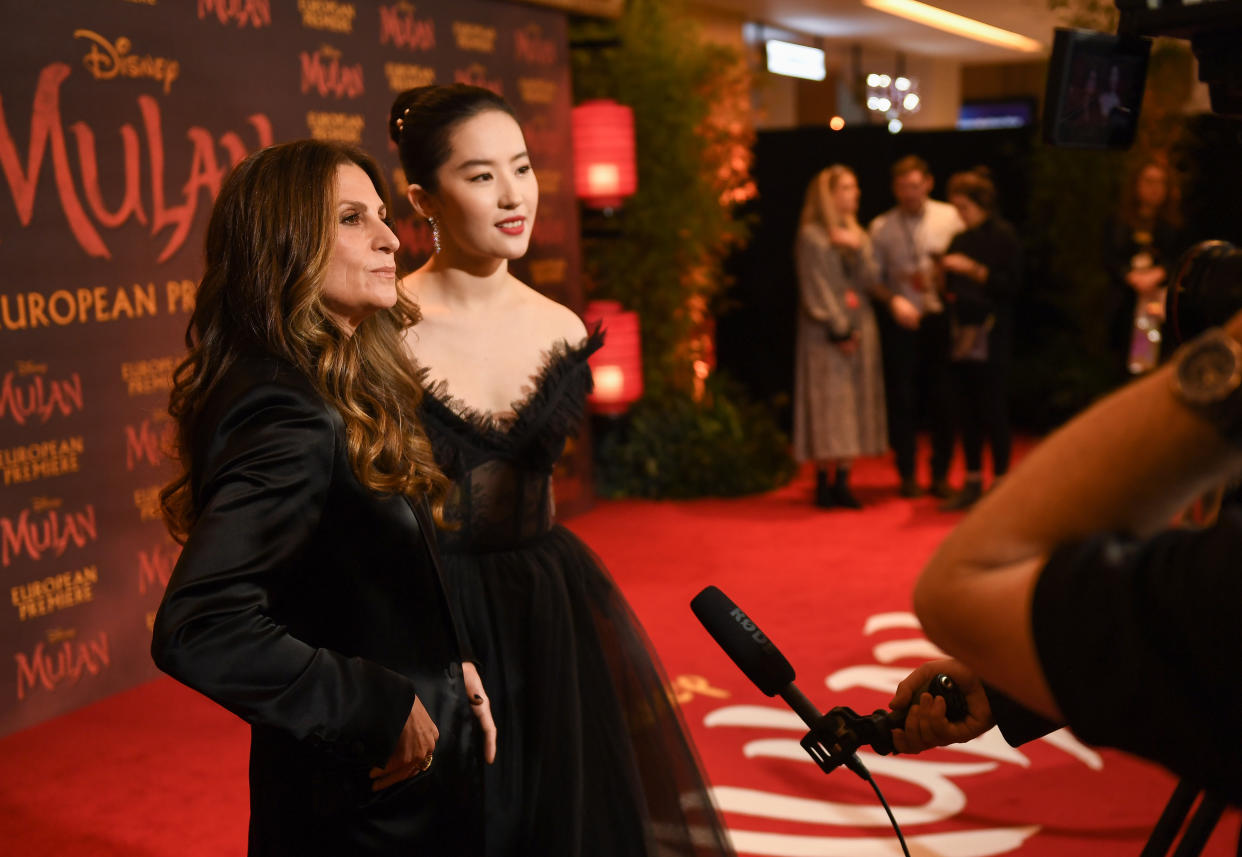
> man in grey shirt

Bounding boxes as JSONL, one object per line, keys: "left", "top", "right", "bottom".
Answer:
{"left": 869, "top": 155, "right": 964, "bottom": 498}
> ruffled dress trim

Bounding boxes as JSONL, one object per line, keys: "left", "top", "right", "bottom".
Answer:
{"left": 417, "top": 326, "right": 605, "bottom": 476}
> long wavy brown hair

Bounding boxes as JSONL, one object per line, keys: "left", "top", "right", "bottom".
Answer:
{"left": 161, "top": 139, "right": 447, "bottom": 542}
{"left": 1119, "top": 154, "right": 1183, "bottom": 232}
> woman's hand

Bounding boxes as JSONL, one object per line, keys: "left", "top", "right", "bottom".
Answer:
{"left": 1126, "top": 266, "right": 1167, "bottom": 294}
{"left": 888, "top": 659, "right": 995, "bottom": 754}
{"left": 890, "top": 295, "right": 922, "bottom": 329}
{"left": 370, "top": 696, "right": 439, "bottom": 791}
{"left": 829, "top": 226, "right": 862, "bottom": 252}
{"left": 463, "top": 662, "right": 497, "bottom": 764}
{"left": 942, "top": 253, "right": 987, "bottom": 282}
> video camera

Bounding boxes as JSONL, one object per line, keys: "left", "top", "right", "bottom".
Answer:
{"left": 1043, "top": 1, "right": 1242, "bottom": 345}
{"left": 1044, "top": 0, "right": 1242, "bottom": 149}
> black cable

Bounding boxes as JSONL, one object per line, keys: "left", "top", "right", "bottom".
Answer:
{"left": 868, "top": 777, "right": 912, "bottom": 857}
{"left": 846, "top": 753, "right": 912, "bottom": 857}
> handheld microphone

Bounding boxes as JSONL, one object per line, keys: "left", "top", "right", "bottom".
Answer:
{"left": 692, "top": 585, "right": 965, "bottom": 857}
{"left": 689, "top": 584, "right": 824, "bottom": 729}
{"left": 691, "top": 584, "right": 967, "bottom": 776}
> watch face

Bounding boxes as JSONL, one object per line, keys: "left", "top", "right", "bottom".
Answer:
{"left": 1179, "top": 336, "right": 1242, "bottom": 404}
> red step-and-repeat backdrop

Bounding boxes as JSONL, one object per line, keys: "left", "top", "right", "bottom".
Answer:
{"left": 0, "top": 0, "right": 582, "bottom": 738}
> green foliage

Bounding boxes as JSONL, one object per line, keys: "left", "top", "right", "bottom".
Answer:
{"left": 570, "top": 0, "right": 754, "bottom": 391}
{"left": 593, "top": 376, "right": 797, "bottom": 499}
{"left": 570, "top": 0, "right": 793, "bottom": 497}
{"left": 1015, "top": 145, "right": 1126, "bottom": 426}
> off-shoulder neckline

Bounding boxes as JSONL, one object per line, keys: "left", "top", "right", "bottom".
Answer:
{"left": 418, "top": 328, "right": 604, "bottom": 440}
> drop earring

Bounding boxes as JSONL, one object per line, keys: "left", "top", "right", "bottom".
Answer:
{"left": 428, "top": 217, "right": 441, "bottom": 255}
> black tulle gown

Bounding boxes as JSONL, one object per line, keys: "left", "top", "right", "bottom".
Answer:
{"left": 418, "top": 330, "right": 735, "bottom": 857}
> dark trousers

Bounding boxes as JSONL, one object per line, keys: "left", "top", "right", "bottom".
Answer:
{"left": 950, "top": 359, "right": 1011, "bottom": 477}
{"left": 879, "top": 309, "right": 953, "bottom": 482}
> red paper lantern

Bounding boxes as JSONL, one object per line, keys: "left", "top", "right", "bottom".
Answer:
{"left": 583, "top": 300, "right": 643, "bottom": 415}
{"left": 571, "top": 100, "right": 638, "bottom": 209}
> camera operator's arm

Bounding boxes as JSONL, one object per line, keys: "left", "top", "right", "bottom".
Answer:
{"left": 913, "top": 310, "right": 1242, "bottom": 721}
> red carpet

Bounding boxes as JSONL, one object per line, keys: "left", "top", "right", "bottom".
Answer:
{"left": 2, "top": 450, "right": 1237, "bottom": 856}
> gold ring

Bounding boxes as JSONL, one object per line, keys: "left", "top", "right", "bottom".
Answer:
{"left": 420, "top": 752, "right": 434, "bottom": 771}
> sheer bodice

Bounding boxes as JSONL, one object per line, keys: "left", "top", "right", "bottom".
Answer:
{"left": 418, "top": 330, "right": 602, "bottom": 553}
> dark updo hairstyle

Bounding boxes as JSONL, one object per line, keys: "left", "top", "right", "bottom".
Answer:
{"left": 946, "top": 166, "right": 997, "bottom": 215}
{"left": 388, "top": 85, "right": 518, "bottom": 191}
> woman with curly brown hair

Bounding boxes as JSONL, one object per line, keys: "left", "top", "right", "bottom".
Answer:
{"left": 151, "top": 139, "right": 494, "bottom": 856}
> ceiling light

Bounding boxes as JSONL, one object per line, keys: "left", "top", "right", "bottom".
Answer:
{"left": 862, "top": 0, "right": 1043, "bottom": 53}
{"left": 765, "top": 40, "right": 826, "bottom": 81}
{"left": 888, "top": 118, "right": 903, "bottom": 134}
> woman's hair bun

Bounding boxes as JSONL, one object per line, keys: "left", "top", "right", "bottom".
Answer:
{"left": 388, "top": 86, "right": 433, "bottom": 145}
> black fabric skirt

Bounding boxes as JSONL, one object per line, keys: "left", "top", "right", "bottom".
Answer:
{"left": 444, "top": 525, "right": 734, "bottom": 857}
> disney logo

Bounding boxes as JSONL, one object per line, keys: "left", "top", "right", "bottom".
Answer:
{"left": 75, "top": 29, "right": 180, "bottom": 94}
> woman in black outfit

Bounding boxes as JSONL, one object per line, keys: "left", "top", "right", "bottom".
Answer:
{"left": 938, "top": 168, "right": 1022, "bottom": 511}
{"left": 150, "top": 140, "right": 495, "bottom": 856}
{"left": 1104, "top": 156, "right": 1185, "bottom": 379}
{"left": 387, "top": 84, "right": 735, "bottom": 857}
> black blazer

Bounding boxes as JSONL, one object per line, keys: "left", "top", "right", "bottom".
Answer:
{"left": 151, "top": 352, "right": 480, "bottom": 856}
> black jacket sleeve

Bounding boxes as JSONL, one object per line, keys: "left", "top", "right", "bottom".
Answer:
{"left": 150, "top": 378, "right": 418, "bottom": 768}
{"left": 984, "top": 684, "right": 1064, "bottom": 747}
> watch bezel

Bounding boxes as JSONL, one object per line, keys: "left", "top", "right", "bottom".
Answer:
{"left": 1174, "top": 327, "right": 1242, "bottom": 406}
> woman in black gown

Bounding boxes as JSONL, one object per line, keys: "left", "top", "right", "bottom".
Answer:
{"left": 151, "top": 140, "right": 494, "bottom": 856}
{"left": 388, "top": 84, "right": 735, "bottom": 856}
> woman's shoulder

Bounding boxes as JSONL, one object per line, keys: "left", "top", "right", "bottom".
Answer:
{"left": 189, "top": 352, "right": 339, "bottom": 493}
{"left": 986, "top": 215, "right": 1021, "bottom": 246}
{"left": 219, "top": 350, "right": 317, "bottom": 395}
{"left": 206, "top": 351, "right": 335, "bottom": 432}
{"left": 515, "top": 280, "right": 588, "bottom": 345}
{"left": 798, "top": 221, "right": 830, "bottom": 244}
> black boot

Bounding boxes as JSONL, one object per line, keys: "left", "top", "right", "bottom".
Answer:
{"left": 814, "top": 468, "right": 835, "bottom": 508}
{"left": 832, "top": 467, "right": 863, "bottom": 509}
{"left": 939, "top": 477, "right": 982, "bottom": 512}
{"left": 899, "top": 475, "right": 923, "bottom": 498}
{"left": 928, "top": 476, "right": 953, "bottom": 499}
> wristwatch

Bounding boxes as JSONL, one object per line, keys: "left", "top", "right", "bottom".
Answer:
{"left": 1170, "top": 327, "right": 1242, "bottom": 438}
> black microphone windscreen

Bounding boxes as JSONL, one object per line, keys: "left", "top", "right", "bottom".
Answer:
{"left": 691, "top": 585, "right": 795, "bottom": 696}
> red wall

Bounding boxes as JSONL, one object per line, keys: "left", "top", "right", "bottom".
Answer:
{"left": 0, "top": 0, "right": 582, "bottom": 736}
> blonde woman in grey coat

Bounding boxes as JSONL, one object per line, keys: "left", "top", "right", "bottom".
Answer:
{"left": 793, "top": 165, "right": 888, "bottom": 508}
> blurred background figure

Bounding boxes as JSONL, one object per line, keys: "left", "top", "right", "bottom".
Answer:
{"left": 869, "top": 156, "right": 964, "bottom": 499}
{"left": 938, "top": 167, "right": 1022, "bottom": 511}
{"left": 793, "top": 165, "right": 887, "bottom": 509}
{"left": 1105, "top": 155, "right": 1186, "bottom": 379}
